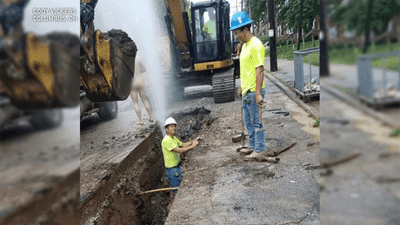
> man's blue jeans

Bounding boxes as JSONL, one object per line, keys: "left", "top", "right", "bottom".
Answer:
{"left": 242, "top": 88, "right": 266, "bottom": 153}
{"left": 165, "top": 166, "right": 182, "bottom": 195}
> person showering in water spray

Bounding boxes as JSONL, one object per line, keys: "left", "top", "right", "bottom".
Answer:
{"left": 130, "top": 56, "right": 154, "bottom": 126}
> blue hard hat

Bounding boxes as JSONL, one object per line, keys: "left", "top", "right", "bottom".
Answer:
{"left": 230, "top": 11, "right": 253, "bottom": 31}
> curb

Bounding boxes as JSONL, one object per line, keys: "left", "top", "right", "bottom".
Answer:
{"left": 264, "top": 71, "right": 319, "bottom": 120}
{"left": 321, "top": 80, "right": 399, "bottom": 129}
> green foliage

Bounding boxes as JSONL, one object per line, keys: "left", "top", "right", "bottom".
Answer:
{"left": 258, "top": 35, "right": 269, "bottom": 44}
{"left": 325, "top": 0, "right": 400, "bottom": 35}
{"left": 278, "top": 78, "right": 289, "bottom": 86}
{"left": 265, "top": 40, "right": 320, "bottom": 67}
{"left": 328, "top": 42, "right": 400, "bottom": 71}
{"left": 275, "top": 0, "right": 320, "bottom": 32}
{"left": 313, "top": 118, "right": 320, "bottom": 127}
{"left": 303, "top": 52, "right": 320, "bottom": 66}
{"left": 185, "top": 0, "right": 191, "bottom": 24}
{"left": 248, "top": 0, "right": 269, "bottom": 27}
{"left": 389, "top": 127, "right": 400, "bottom": 137}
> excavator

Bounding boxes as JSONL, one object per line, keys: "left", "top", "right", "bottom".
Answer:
{"left": 162, "top": 0, "right": 235, "bottom": 103}
{"left": 79, "top": 0, "right": 136, "bottom": 120}
{"left": 0, "top": 0, "right": 80, "bottom": 130}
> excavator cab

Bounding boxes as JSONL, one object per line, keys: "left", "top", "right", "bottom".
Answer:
{"left": 191, "top": 0, "right": 231, "bottom": 63}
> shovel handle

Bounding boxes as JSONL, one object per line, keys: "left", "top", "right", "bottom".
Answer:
{"left": 241, "top": 106, "right": 245, "bottom": 132}
{"left": 258, "top": 105, "right": 262, "bottom": 126}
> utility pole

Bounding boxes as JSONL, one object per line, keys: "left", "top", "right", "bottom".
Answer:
{"left": 297, "top": 0, "right": 304, "bottom": 51}
{"left": 320, "top": 0, "right": 329, "bottom": 76}
{"left": 241, "top": 0, "right": 243, "bottom": 11}
{"left": 248, "top": 0, "right": 254, "bottom": 32}
{"left": 268, "top": 0, "right": 278, "bottom": 71}
{"left": 363, "top": 0, "right": 373, "bottom": 54}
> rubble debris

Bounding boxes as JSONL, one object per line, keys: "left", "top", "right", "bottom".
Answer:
{"left": 257, "top": 156, "right": 280, "bottom": 163}
{"left": 376, "top": 176, "right": 400, "bottom": 183}
{"left": 305, "top": 164, "right": 319, "bottom": 170}
{"left": 320, "top": 151, "right": 361, "bottom": 168}
{"left": 320, "top": 168, "right": 333, "bottom": 176}
{"left": 304, "top": 78, "right": 320, "bottom": 94}
{"left": 263, "top": 138, "right": 297, "bottom": 157}
{"left": 379, "top": 151, "right": 400, "bottom": 158}
{"left": 324, "top": 118, "right": 349, "bottom": 125}
{"left": 307, "top": 141, "right": 319, "bottom": 147}
{"left": 374, "top": 84, "right": 400, "bottom": 100}
{"left": 272, "top": 111, "right": 290, "bottom": 116}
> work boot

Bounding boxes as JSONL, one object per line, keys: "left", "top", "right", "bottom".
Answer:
{"left": 239, "top": 148, "right": 253, "bottom": 155}
{"left": 244, "top": 151, "right": 264, "bottom": 160}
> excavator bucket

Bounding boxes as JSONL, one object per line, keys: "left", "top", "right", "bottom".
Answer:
{"left": 0, "top": 32, "right": 80, "bottom": 109}
{"left": 80, "top": 29, "right": 136, "bottom": 102}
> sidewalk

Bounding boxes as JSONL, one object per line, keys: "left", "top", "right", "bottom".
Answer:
{"left": 264, "top": 57, "right": 320, "bottom": 118}
{"left": 320, "top": 88, "right": 400, "bottom": 225}
{"left": 323, "top": 63, "right": 400, "bottom": 126}
{"left": 164, "top": 73, "right": 320, "bottom": 224}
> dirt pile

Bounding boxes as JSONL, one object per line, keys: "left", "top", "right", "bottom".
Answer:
{"left": 80, "top": 130, "right": 171, "bottom": 225}
{"left": 106, "top": 29, "right": 137, "bottom": 56}
{"left": 170, "top": 106, "right": 213, "bottom": 141}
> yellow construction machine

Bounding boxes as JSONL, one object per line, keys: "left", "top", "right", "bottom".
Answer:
{"left": 162, "top": 0, "right": 235, "bottom": 103}
{"left": 0, "top": 0, "right": 79, "bottom": 129}
{"left": 79, "top": 0, "right": 136, "bottom": 120}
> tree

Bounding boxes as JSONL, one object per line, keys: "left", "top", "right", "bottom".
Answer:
{"left": 275, "top": 0, "right": 320, "bottom": 33}
{"left": 185, "top": 0, "right": 192, "bottom": 24}
{"left": 248, "top": 0, "right": 269, "bottom": 28}
{"left": 325, "top": 0, "right": 400, "bottom": 35}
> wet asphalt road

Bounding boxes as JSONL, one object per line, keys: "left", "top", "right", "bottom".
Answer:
{"left": 0, "top": 106, "right": 80, "bottom": 218}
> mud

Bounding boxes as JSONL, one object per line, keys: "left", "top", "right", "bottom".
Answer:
{"left": 0, "top": 108, "right": 80, "bottom": 225}
{"left": 80, "top": 130, "right": 170, "bottom": 225}
{"left": 1, "top": 170, "right": 79, "bottom": 225}
{"left": 106, "top": 29, "right": 137, "bottom": 56}
{"left": 80, "top": 108, "right": 213, "bottom": 225}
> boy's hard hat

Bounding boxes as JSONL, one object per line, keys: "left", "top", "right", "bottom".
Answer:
{"left": 230, "top": 11, "right": 253, "bottom": 31}
{"left": 164, "top": 117, "right": 177, "bottom": 127}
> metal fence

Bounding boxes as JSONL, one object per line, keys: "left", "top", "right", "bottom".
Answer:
{"left": 293, "top": 47, "right": 320, "bottom": 101}
{"left": 357, "top": 51, "right": 400, "bottom": 107}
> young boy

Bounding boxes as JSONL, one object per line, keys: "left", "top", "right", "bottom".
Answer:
{"left": 161, "top": 117, "right": 199, "bottom": 195}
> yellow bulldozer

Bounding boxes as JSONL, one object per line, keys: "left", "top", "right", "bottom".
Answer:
{"left": 79, "top": 0, "right": 136, "bottom": 120}
{"left": 0, "top": 0, "right": 79, "bottom": 129}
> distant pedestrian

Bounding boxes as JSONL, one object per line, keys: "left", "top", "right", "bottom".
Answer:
{"left": 230, "top": 11, "right": 266, "bottom": 160}
{"left": 130, "top": 57, "right": 154, "bottom": 125}
{"left": 161, "top": 117, "right": 200, "bottom": 195}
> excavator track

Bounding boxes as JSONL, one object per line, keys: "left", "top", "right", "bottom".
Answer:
{"left": 212, "top": 68, "right": 235, "bottom": 104}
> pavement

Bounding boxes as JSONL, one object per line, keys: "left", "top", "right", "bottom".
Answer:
{"left": 320, "top": 88, "right": 400, "bottom": 225}
{"left": 263, "top": 56, "right": 400, "bottom": 224}
{"left": 264, "top": 57, "right": 320, "bottom": 118}
{"left": 164, "top": 72, "right": 320, "bottom": 224}
{"left": 0, "top": 106, "right": 80, "bottom": 224}
{"left": 323, "top": 63, "right": 400, "bottom": 125}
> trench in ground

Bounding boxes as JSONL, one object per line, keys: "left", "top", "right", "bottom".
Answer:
{"left": 80, "top": 109, "right": 212, "bottom": 225}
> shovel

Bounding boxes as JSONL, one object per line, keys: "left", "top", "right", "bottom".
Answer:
{"left": 232, "top": 105, "right": 246, "bottom": 144}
